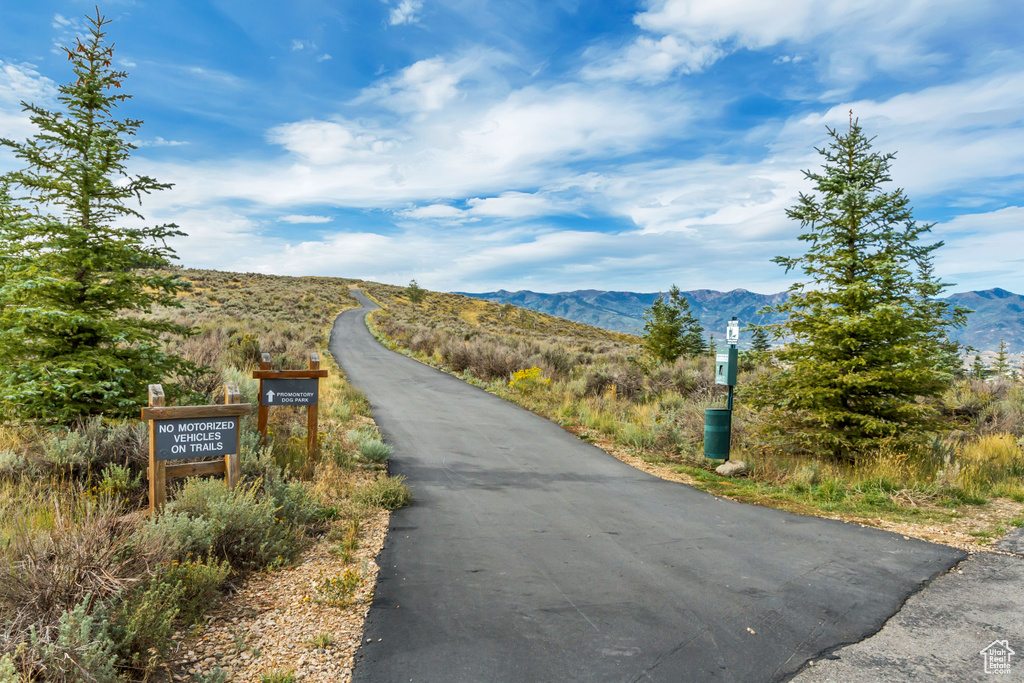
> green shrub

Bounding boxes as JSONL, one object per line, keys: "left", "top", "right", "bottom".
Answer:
{"left": 227, "top": 332, "right": 263, "bottom": 370}
{"left": 814, "top": 478, "right": 847, "bottom": 504}
{"left": 265, "top": 478, "right": 325, "bottom": 528}
{"left": 114, "top": 557, "right": 229, "bottom": 664}
{"left": 153, "top": 478, "right": 304, "bottom": 573}
{"left": 28, "top": 597, "right": 121, "bottom": 683}
{"left": 358, "top": 439, "right": 393, "bottom": 464}
{"left": 222, "top": 367, "right": 261, "bottom": 407}
{"left": 41, "top": 430, "right": 95, "bottom": 474}
{"left": 36, "top": 418, "right": 148, "bottom": 481}
{"left": 352, "top": 475, "right": 412, "bottom": 511}
{"left": 617, "top": 421, "right": 655, "bottom": 450}
{"left": 97, "top": 463, "right": 142, "bottom": 499}
{"left": 195, "top": 668, "right": 228, "bottom": 683}
{"left": 239, "top": 426, "right": 283, "bottom": 486}
{"left": 0, "top": 653, "right": 19, "bottom": 683}
{"left": 0, "top": 449, "right": 36, "bottom": 481}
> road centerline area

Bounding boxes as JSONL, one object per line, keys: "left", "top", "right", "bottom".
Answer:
{"left": 330, "top": 291, "right": 965, "bottom": 683}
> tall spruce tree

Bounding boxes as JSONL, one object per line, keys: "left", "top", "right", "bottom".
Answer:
{"left": 993, "top": 339, "right": 1010, "bottom": 378}
{"left": 0, "top": 10, "right": 193, "bottom": 422}
{"left": 641, "top": 285, "right": 705, "bottom": 363}
{"left": 749, "top": 119, "right": 968, "bottom": 461}
{"left": 748, "top": 325, "right": 771, "bottom": 354}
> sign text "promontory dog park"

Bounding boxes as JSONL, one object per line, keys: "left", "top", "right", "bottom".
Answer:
{"left": 261, "top": 378, "right": 319, "bottom": 406}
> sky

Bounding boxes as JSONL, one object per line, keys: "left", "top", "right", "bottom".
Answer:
{"left": 1, "top": 1, "right": 1022, "bottom": 295}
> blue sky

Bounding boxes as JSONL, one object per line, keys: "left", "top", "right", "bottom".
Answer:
{"left": 1, "top": 1, "right": 1023, "bottom": 295}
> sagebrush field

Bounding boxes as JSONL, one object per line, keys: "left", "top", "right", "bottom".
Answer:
{"left": 0, "top": 269, "right": 409, "bottom": 681}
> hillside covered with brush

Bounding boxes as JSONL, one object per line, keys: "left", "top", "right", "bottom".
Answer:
{"left": 461, "top": 287, "right": 1024, "bottom": 352}
{"left": 365, "top": 279, "right": 1024, "bottom": 548}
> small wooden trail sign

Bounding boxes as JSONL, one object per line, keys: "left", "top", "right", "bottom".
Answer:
{"left": 253, "top": 352, "right": 327, "bottom": 461}
{"left": 142, "top": 383, "right": 251, "bottom": 515}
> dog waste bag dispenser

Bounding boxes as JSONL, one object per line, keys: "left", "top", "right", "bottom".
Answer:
{"left": 705, "top": 317, "right": 739, "bottom": 461}
{"left": 715, "top": 347, "right": 738, "bottom": 387}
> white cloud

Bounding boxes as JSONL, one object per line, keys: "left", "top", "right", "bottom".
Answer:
{"left": 358, "top": 56, "right": 472, "bottom": 113}
{"left": 582, "top": 35, "right": 723, "bottom": 83}
{"left": 389, "top": 0, "right": 424, "bottom": 26}
{"left": 291, "top": 40, "right": 331, "bottom": 62}
{"left": 396, "top": 192, "right": 563, "bottom": 223}
{"left": 266, "top": 118, "right": 396, "bottom": 165}
{"left": 0, "top": 60, "right": 57, "bottom": 107}
{"left": 769, "top": 71, "right": 1024, "bottom": 198}
{"left": 400, "top": 204, "right": 466, "bottom": 220}
{"left": 466, "top": 192, "right": 557, "bottom": 219}
{"left": 154, "top": 79, "right": 686, "bottom": 213}
{"left": 137, "top": 136, "right": 188, "bottom": 148}
{"left": 586, "top": 0, "right": 985, "bottom": 85}
{"left": 458, "top": 85, "right": 683, "bottom": 170}
{"left": 931, "top": 207, "right": 1024, "bottom": 289}
{"left": 280, "top": 214, "right": 333, "bottom": 224}
{"left": 49, "top": 13, "right": 86, "bottom": 55}
{"left": 0, "top": 61, "right": 58, "bottom": 161}
{"left": 153, "top": 207, "right": 265, "bottom": 270}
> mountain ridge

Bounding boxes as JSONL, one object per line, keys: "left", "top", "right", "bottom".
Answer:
{"left": 457, "top": 287, "right": 1024, "bottom": 352}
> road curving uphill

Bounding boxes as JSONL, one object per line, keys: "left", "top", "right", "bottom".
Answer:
{"left": 329, "top": 290, "right": 965, "bottom": 683}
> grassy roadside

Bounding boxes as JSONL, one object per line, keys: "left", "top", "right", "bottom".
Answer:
{"left": 0, "top": 269, "right": 410, "bottom": 682}
{"left": 358, "top": 281, "right": 1024, "bottom": 551}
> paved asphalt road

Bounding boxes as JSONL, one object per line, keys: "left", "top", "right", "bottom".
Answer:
{"left": 792, "top": 528, "right": 1024, "bottom": 682}
{"left": 330, "top": 291, "right": 966, "bottom": 683}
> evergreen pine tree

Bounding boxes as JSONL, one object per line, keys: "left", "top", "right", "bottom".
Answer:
{"left": 641, "top": 285, "right": 705, "bottom": 363}
{"left": 971, "top": 355, "right": 987, "bottom": 379}
{"left": 748, "top": 119, "right": 969, "bottom": 461}
{"left": 748, "top": 325, "right": 771, "bottom": 354}
{"left": 993, "top": 339, "right": 1010, "bottom": 378}
{"left": 0, "top": 10, "right": 193, "bottom": 422}
{"left": 406, "top": 279, "right": 426, "bottom": 304}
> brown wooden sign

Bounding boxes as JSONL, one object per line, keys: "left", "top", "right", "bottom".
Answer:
{"left": 254, "top": 352, "right": 325, "bottom": 461}
{"left": 143, "top": 383, "right": 251, "bottom": 514}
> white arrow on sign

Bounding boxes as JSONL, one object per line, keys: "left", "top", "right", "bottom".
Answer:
{"left": 266, "top": 389, "right": 276, "bottom": 403}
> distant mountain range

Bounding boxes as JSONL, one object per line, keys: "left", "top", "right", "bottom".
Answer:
{"left": 458, "top": 287, "right": 1024, "bottom": 353}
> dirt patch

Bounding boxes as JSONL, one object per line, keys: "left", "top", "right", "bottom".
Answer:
{"left": 835, "top": 499, "right": 1024, "bottom": 554}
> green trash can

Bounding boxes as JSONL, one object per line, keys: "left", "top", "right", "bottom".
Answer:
{"left": 704, "top": 409, "right": 731, "bottom": 461}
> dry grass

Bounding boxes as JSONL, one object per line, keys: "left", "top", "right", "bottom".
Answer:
{"left": 0, "top": 491, "right": 171, "bottom": 639}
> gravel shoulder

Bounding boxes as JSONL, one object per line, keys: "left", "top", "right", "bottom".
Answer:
{"left": 166, "top": 511, "right": 389, "bottom": 682}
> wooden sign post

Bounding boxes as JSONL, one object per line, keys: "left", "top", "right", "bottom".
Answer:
{"left": 142, "top": 383, "right": 251, "bottom": 514}
{"left": 253, "top": 352, "right": 327, "bottom": 461}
